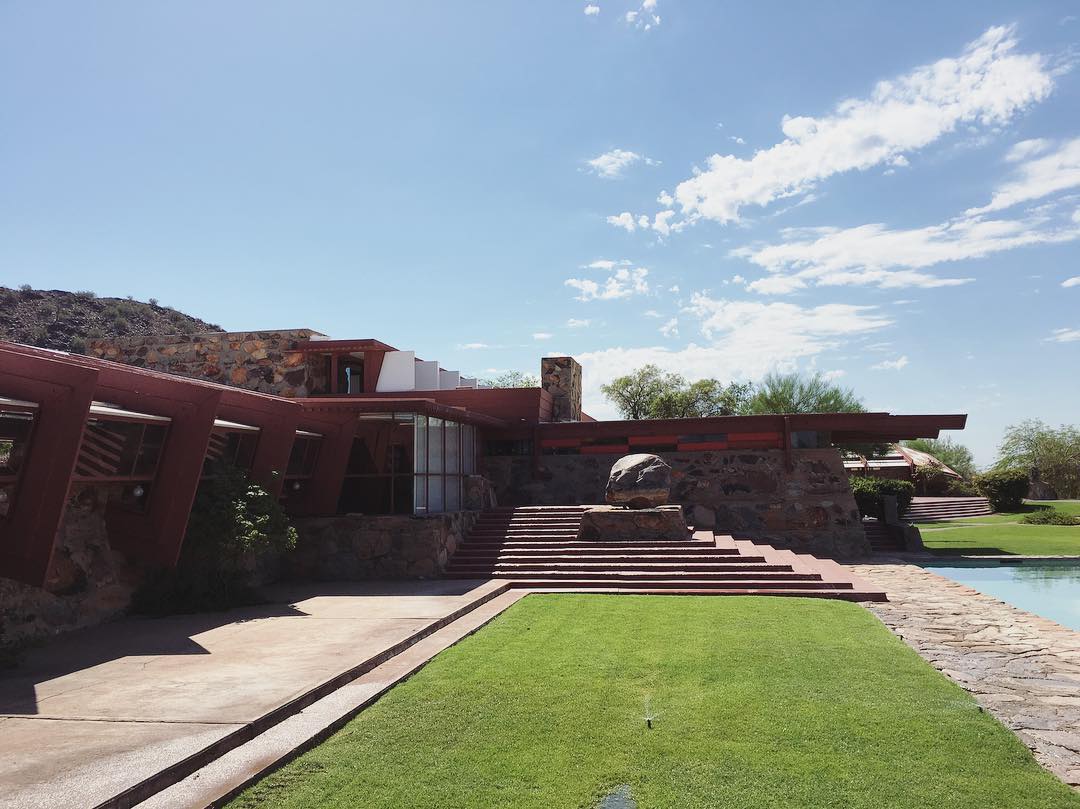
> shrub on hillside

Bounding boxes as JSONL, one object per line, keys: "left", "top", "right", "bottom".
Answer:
{"left": 131, "top": 465, "right": 297, "bottom": 616}
{"left": 849, "top": 476, "right": 915, "bottom": 519}
{"left": 973, "top": 469, "right": 1029, "bottom": 512}
{"left": 1020, "top": 509, "right": 1080, "bottom": 526}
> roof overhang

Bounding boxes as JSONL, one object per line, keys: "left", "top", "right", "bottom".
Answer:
{"left": 294, "top": 339, "right": 398, "bottom": 354}
{"left": 296, "top": 397, "right": 508, "bottom": 429}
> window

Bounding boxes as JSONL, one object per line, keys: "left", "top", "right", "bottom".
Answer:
{"left": 203, "top": 429, "right": 259, "bottom": 475}
{"left": 0, "top": 410, "right": 35, "bottom": 518}
{"left": 337, "top": 415, "right": 415, "bottom": 515}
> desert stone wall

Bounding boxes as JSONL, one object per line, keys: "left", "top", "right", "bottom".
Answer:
{"left": 540, "top": 356, "right": 582, "bottom": 422}
{"left": 287, "top": 511, "right": 480, "bottom": 580}
{"left": 88, "top": 328, "right": 329, "bottom": 397}
{"left": 1, "top": 485, "right": 138, "bottom": 657}
{"left": 482, "top": 448, "right": 868, "bottom": 557}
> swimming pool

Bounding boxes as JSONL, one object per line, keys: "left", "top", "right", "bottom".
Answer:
{"left": 924, "top": 561, "right": 1080, "bottom": 631}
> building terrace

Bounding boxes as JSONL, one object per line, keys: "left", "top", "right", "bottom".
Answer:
{"left": 0, "top": 329, "right": 965, "bottom": 646}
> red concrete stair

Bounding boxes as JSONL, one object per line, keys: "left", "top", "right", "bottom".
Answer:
{"left": 447, "top": 506, "right": 886, "bottom": 601}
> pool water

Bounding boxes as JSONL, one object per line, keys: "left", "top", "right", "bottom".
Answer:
{"left": 925, "top": 562, "right": 1080, "bottom": 631}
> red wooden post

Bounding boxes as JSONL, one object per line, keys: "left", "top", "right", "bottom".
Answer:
{"left": 0, "top": 348, "right": 98, "bottom": 586}
{"left": 217, "top": 390, "right": 301, "bottom": 498}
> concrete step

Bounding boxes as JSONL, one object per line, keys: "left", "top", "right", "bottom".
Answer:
{"left": 451, "top": 552, "right": 761, "bottom": 564}
{"left": 457, "top": 541, "right": 723, "bottom": 552}
{"left": 520, "top": 587, "right": 886, "bottom": 601}
{"left": 446, "top": 562, "right": 797, "bottom": 574}
{"left": 460, "top": 577, "right": 849, "bottom": 590}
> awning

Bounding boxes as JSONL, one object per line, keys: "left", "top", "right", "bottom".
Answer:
{"left": 88, "top": 401, "right": 171, "bottom": 425}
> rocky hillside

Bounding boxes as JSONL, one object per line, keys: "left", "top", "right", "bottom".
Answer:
{"left": 0, "top": 287, "right": 221, "bottom": 353}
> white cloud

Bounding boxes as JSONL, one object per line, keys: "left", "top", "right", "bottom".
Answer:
{"left": 565, "top": 267, "right": 650, "bottom": 301}
{"left": 652, "top": 209, "right": 677, "bottom": 236}
{"left": 458, "top": 342, "right": 489, "bottom": 350}
{"left": 657, "top": 190, "right": 674, "bottom": 207}
{"left": 606, "top": 211, "right": 637, "bottom": 231}
{"left": 566, "top": 318, "right": 592, "bottom": 328}
{"left": 586, "top": 148, "right": 658, "bottom": 179}
{"left": 576, "top": 295, "right": 891, "bottom": 418}
{"left": 729, "top": 136, "right": 745, "bottom": 145}
{"left": 870, "top": 355, "right": 910, "bottom": 371}
{"left": 659, "top": 317, "right": 679, "bottom": 337}
{"left": 625, "top": 0, "right": 660, "bottom": 29}
{"left": 643, "top": 309, "right": 663, "bottom": 318}
{"left": 1063, "top": 276, "right": 1080, "bottom": 288}
{"left": 1005, "top": 138, "right": 1052, "bottom": 162}
{"left": 532, "top": 332, "right": 554, "bottom": 340}
{"left": 584, "top": 4, "right": 600, "bottom": 16}
{"left": 967, "top": 137, "right": 1080, "bottom": 215}
{"left": 821, "top": 369, "right": 847, "bottom": 381}
{"left": 585, "top": 258, "right": 632, "bottom": 271}
{"left": 669, "top": 26, "right": 1054, "bottom": 224}
{"left": 736, "top": 203, "right": 1080, "bottom": 294}
{"left": 1047, "top": 327, "right": 1080, "bottom": 343}
{"left": 668, "top": 285, "right": 680, "bottom": 293}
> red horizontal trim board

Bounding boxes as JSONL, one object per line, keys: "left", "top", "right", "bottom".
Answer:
{"left": 728, "top": 432, "right": 783, "bottom": 442}
{"left": 539, "top": 438, "right": 582, "bottom": 448}
{"left": 677, "top": 442, "right": 728, "bottom": 452}
{"left": 629, "top": 434, "right": 679, "bottom": 446}
{"left": 580, "top": 444, "right": 630, "bottom": 455}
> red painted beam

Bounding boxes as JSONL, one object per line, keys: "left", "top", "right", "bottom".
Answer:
{"left": 93, "top": 367, "right": 222, "bottom": 568}
{"left": 0, "top": 348, "right": 98, "bottom": 587}
{"left": 217, "top": 390, "right": 303, "bottom": 498}
{"left": 290, "top": 408, "right": 358, "bottom": 516}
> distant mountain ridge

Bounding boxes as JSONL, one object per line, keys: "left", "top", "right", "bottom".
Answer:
{"left": 0, "top": 287, "right": 221, "bottom": 353}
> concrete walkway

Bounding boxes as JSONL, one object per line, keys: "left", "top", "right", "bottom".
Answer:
{"left": 850, "top": 560, "right": 1080, "bottom": 787}
{"left": 0, "top": 579, "right": 507, "bottom": 809}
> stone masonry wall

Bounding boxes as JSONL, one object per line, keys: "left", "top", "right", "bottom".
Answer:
{"left": 540, "top": 356, "right": 582, "bottom": 422}
{"left": 1, "top": 485, "right": 139, "bottom": 656}
{"left": 88, "top": 328, "right": 329, "bottom": 397}
{"left": 286, "top": 511, "right": 481, "bottom": 580}
{"left": 482, "top": 449, "right": 868, "bottom": 557}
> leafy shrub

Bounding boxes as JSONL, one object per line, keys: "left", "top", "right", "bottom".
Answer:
{"left": 1020, "top": 509, "right": 1080, "bottom": 526}
{"left": 945, "top": 478, "right": 979, "bottom": 497}
{"left": 68, "top": 336, "right": 86, "bottom": 354}
{"left": 973, "top": 469, "right": 1029, "bottom": 512}
{"left": 849, "top": 476, "right": 915, "bottom": 519}
{"left": 131, "top": 465, "right": 297, "bottom": 616}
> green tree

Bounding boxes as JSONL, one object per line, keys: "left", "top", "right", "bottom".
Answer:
{"left": 745, "top": 372, "right": 865, "bottom": 414}
{"left": 994, "top": 419, "right": 1080, "bottom": 498}
{"left": 485, "top": 370, "right": 539, "bottom": 388}
{"left": 902, "top": 437, "right": 977, "bottom": 480}
{"left": 600, "top": 365, "right": 753, "bottom": 420}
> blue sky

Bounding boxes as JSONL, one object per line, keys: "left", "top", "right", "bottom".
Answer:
{"left": 2, "top": 2, "right": 1078, "bottom": 466}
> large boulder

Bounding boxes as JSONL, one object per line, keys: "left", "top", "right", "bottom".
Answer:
{"left": 605, "top": 453, "right": 671, "bottom": 509}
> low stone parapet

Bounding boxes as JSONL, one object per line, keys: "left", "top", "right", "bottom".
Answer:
{"left": 287, "top": 511, "right": 480, "bottom": 580}
{"left": 577, "top": 505, "right": 690, "bottom": 541}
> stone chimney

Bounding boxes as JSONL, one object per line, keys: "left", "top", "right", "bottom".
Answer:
{"left": 541, "top": 356, "right": 582, "bottom": 422}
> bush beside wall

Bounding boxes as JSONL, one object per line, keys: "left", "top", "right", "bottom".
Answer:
{"left": 850, "top": 476, "right": 915, "bottom": 519}
{"left": 973, "top": 469, "right": 1029, "bottom": 512}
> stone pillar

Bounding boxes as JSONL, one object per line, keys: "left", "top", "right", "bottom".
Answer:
{"left": 540, "top": 356, "right": 582, "bottom": 422}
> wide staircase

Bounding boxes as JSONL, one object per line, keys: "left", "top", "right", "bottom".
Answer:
{"left": 902, "top": 496, "right": 992, "bottom": 522}
{"left": 446, "top": 506, "right": 885, "bottom": 600}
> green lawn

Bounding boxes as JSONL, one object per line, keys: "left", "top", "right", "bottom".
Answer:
{"left": 228, "top": 595, "right": 1079, "bottom": 809}
{"left": 920, "top": 500, "right": 1080, "bottom": 556}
